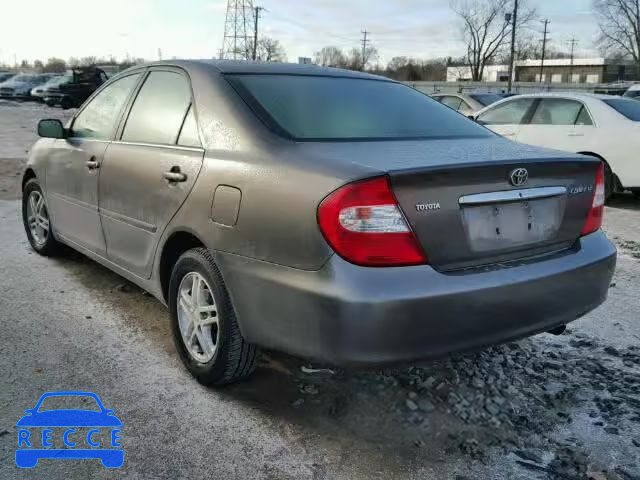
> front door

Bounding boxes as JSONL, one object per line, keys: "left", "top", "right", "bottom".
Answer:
{"left": 98, "top": 69, "right": 204, "bottom": 278}
{"left": 45, "top": 73, "right": 142, "bottom": 255}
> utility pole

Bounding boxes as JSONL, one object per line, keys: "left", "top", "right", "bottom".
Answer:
{"left": 361, "top": 30, "right": 369, "bottom": 71}
{"left": 567, "top": 38, "right": 578, "bottom": 82}
{"left": 506, "top": 0, "right": 518, "bottom": 93}
{"left": 252, "top": 6, "right": 265, "bottom": 61}
{"left": 539, "top": 19, "right": 550, "bottom": 83}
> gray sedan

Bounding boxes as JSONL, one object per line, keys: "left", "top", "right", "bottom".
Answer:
{"left": 22, "top": 60, "right": 616, "bottom": 385}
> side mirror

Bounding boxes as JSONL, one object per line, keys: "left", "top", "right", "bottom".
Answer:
{"left": 38, "top": 119, "right": 66, "bottom": 139}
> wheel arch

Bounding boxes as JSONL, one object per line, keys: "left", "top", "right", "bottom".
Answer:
{"left": 22, "top": 168, "right": 37, "bottom": 191}
{"left": 158, "top": 230, "right": 207, "bottom": 303}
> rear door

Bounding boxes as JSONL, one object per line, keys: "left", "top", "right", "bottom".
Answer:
{"left": 476, "top": 98, "right": 536, "bottom": 139}
{"left": 98, "top": 68, "right": 204, "bottom": 278}
{"left": 516, "top": 98, "right": 595, "bottom": 152}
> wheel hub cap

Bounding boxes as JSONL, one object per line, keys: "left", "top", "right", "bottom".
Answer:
{"left": 26, "top": 191, "right": 49, "bottom": 247}
{"left": 176, "top": 272, "right": 220, "bottom": 363}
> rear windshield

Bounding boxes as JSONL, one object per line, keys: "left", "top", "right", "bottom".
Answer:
{"left": 469, "top": 93, "right": 504, "bottom": 106}
{"left": 227, "top": 74, "right": 492, "bottom": 141}
{"left": 603, "top": 98, "right": 640, "bottom": 121}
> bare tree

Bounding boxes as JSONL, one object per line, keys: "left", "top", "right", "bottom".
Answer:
{"left": 594, "top": 0, "right": 640, "bottom": 64}
{"left": 451, "top": 0, "right": 535, "bottom": 80}
{"left": 314, "top": 46, "right": 346, "bottom": 67}
{"left": 256, "top": 37, "right": 287, "bottom": 62}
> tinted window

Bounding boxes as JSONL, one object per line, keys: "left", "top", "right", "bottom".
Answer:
{"left": 440, "top": 96, "right": 462, "bottom": 110}
{"left": 623, "top": 89, "right": 640, "bottom": 99}
{"left": 122, "top": 71, "right": 192, "bottom": 144}
{"left": 530, "top": 99, "right": 584, "bottom": 125}
{"left": 469, "top": 93, "right": 503, "bottom": 106}
{"left": 72, "top": 73, "right": 141, "bottom": 140}
{"left": 177, "top": 105, "right": 202, "bottom": 147}
{"left": 229, "top": 75, "right": 491, "bottom": 140}
{"left": 477, "top": 99, "right": 535, "bottom": 125}
{"left": 603, "top": 98, "right": 640, "bottom": 121}
{"left": 575, "top": 106, "right": 594, "bottom": 126}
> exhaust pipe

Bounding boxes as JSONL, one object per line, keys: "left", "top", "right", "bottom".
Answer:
{"left": 547, "top": 325, "right": 566, "bottom": 336}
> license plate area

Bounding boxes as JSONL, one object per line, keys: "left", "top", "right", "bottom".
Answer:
{"left": 462, "top": 197, "right": 564, "bottom": 253}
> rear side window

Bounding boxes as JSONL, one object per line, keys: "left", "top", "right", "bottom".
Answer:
{"left": 72, "top": 73, "right": 141, "bottom": 140}
{"left": 623, "top": 89, "right": 640, "bottom": 99}
{"left": 529, "top": 99, "right": 585, "bottom": 125}
{"left": 227, "top": 75, "right": 492, "bottom": 140}
{"left": 477, "top": 98, "right": 535, "bottom": 125}
{"left": 122, "top": 71, "right": 192, "bottom": 145}
{"left": 603, "top": 98, "right": 640, "bottom": 121}
{"left": 177, "top": 105, "right": 202, "bottom": 148}
{"left": 575, "top": 106, "right": 594, "bottom": 125}
{"left": 440, "top": 96, "right": 462, "bottom": 110}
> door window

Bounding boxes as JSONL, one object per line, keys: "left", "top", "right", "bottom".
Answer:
{"left": 575, "top": 106, "right": 594, "bottom": 125}
{"left": 529, "top": 99, "right": 585, "bottom": 125}
{"left": 122, "top": 71, "right": 192, "bottom": 145}
{"left": 177, "top": 105, "right": 202, "bottom": 148}
{"left": 477, "top": 98, "right": 535, "bottom": 125}
{"left": 71, "top": 73, "right": 141, "bottom": 140}
{"left": 439, "top": 96, "right": 462, "bottom": 110}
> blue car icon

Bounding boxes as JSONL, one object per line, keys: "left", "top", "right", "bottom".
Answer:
{"left": 16, "top": 391, "right": 123, "bottom": 468}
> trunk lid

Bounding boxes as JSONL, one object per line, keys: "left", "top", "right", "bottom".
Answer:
{"left": 299, "top": 137, "right": 600, "bottom": 271}
{"left": 390, "top": 158, "right": 599, "bottom": 271}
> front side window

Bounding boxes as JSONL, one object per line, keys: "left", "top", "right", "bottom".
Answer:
{"left": 122, "top": 71, "right": 192, "bottom": 145}
{"left": 227, "top": 75, "right": 491, "bottom": 140}
{"left": 529, "top": 99, "right": 585, "bottom": 125}
{"left": 72, "top": 73, "right": 141, "bottom": 140}
{"left": 603, "top": 98, "right": 640, "bottom": 121}
{"left": 477, "top": 98, "right": 535, "bottom": 125}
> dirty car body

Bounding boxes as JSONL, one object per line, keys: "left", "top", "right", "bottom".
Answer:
{"left": 23, "top": 60, "right": 616, "bottom": 382}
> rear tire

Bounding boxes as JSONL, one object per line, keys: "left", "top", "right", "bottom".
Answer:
{"left": 22, "top": 179, "right": 63, "bottom": 256}
{"left": 168, "top": 247, "right": 257, "bottom": 386}
{"left": 603, "top": 162, "right": 614, "bottom": 201}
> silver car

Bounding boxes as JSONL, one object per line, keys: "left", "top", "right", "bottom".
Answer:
{"left": 23, "top": 61, "right": 616, "bottom": 385}
{"left": 431, "top": 92, "right": 504, "bottom": 115}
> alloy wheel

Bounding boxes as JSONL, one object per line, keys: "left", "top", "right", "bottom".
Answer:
{"left": 26, "top": 191, "right": 49, "bottom": 247}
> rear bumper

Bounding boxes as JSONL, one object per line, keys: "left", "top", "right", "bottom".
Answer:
{"left": 217, "top": 230, "right": 616, "bottom": 365}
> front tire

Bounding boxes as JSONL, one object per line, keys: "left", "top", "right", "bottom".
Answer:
{"left": 22, "top": 179, "right": 63, "bottom": 256}
{"left": 168, "top": 247, "right": 257, "bottom": 386}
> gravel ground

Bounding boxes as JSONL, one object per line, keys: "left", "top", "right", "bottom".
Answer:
{"left": 1, "top": 103, "right": 639, "bottom": 479}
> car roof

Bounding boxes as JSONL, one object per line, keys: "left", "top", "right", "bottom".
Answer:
{"left": 135, "top": 59, "right": 391, "bottom": 81}
{"left": 506, "top": 91, "right": 615, "bottom": 101}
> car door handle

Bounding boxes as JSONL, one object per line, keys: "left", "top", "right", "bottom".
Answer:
{"left": 568, "top": 133, "right": 584, "bottom": 137}
{"left": 86, "top": 157, "right": 99, "bottom": 170}
{"left": 163, "top": 169, "right": 187, "bottom": 183}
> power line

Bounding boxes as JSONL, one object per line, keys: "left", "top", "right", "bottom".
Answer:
{"left": 506, "top": 0, "right": 518, "bottom": 93}
{"left": 567, "top": 38, "right": 579, "bottom": 80}
{"left": 361, "top": 30, "right": 369, "bottom": 70}
{"left": 539, "top": 19, "right": 550, "bottom": 83}
{"left": 253, "top": 6, "right": 265, "bottom": 60}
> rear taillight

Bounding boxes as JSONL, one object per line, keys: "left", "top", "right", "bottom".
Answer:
{"left": 317, "top": 176, "right": 427, "bottom": 266}
{"left": 580, "top": 162, "right": 605, "bottom": 236}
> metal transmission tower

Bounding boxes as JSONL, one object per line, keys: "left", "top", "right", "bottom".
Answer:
{"left": 221, "top": 0, "right": 257, "bottom": 60}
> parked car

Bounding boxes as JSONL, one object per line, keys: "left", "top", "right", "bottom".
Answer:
{"left": 474, "top": 92, "right": 640, "bottom": 199}
{"left": 623, "top": 84, "right": 640, "bottom": 100}
{"left": 431, "top": 92, "right": 504, "bottom": 115}
{"left": 0, "top": 72, "right": 15, "bottom": 83}
{"left": 31, "top": 74, "right": 73, "bottom": 102}
{"left": 44, "top": 66, "right": 108, "bottom": 109}
{"left": 22, "top": 61, "right": 615, "bottom": 385}
{"left": 0, "top": 74, "right": 57, "bottom": 100}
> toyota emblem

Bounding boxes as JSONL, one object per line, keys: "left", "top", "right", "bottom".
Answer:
{"left": 509, "top": 168, "right": 528, "bottom": 186}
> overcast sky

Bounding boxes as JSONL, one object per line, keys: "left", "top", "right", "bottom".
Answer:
{"left": 0, "top": 0, "right": 602, "bottom": 66}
